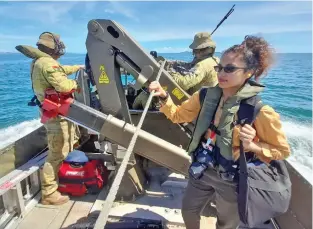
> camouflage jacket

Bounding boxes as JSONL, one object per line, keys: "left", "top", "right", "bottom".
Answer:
{"left": 31, "top": 54, "right": 80, "bottom": 102}
{"left": 170, "top": 56, "right": 220, "bottom": 94}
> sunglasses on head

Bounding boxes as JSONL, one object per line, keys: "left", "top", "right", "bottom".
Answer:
{"left": 214, "top": 64, "right": 247, "bottom": 73}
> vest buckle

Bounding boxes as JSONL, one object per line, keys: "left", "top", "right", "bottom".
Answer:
{"left": 209, "top": 123, "right": 221, "bottom": 135}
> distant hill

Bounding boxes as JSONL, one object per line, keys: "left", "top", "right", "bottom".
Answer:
{"left": 0, "top": 51, "right": 18, "bottom": 54}
{"left": 179, "top": 51, "right": 192, "bottom": 54}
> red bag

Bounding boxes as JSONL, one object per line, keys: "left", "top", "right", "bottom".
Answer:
{"left": 58, "top": 159, "right": 109, "bottom": 196}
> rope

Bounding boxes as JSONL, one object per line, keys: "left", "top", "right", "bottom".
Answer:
{"left": 93, "top": 60, "right": 167, "bottom": 229}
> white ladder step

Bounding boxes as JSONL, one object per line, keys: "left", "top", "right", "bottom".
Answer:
{"left": 0, "top": 151, "right": 48, "bottom": 229}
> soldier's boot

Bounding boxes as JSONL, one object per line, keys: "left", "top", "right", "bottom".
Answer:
{"left": 41, "top": 190, "right": 70, "bottom": 205}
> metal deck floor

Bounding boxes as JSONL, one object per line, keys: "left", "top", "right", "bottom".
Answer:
{"left": 17, "top": 193, "right": 98, "bottom": 229}
{"left": 13, "top": 171, "right": 276, "bottom": 229}
{"left": 14, "top": 172, "right": 218, "bottom": 229}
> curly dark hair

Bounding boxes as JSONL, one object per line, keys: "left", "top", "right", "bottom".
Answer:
{"left": 222, "top": 35, "right": 275, "bottom": 81}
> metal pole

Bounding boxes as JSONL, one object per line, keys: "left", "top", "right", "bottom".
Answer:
{"left": 93, "top": 60, "right": 167, "bottom": 229}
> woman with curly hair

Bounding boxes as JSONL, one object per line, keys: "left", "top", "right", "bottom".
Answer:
{"left": 149, "top": 35, "right": 291, "bottom": 229}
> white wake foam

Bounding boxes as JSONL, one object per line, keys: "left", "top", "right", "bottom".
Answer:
{"left": 0, "top": 119, "right": 42, "bottom": 150}
{"left": 0, "top": 118, "right": 312, "bottom": 183}
{"left": 281, "top": 119, "right": 313, "bottom": 184}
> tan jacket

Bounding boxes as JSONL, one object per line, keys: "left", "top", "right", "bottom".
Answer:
{"left": 159, "top": 90, "right": 291, "bottom": 163}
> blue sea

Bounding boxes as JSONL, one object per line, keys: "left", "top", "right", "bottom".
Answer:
{"left": 0, "top": 52, "right": 312, "bottom": 182}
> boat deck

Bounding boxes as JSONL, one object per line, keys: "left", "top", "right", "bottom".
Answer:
{"left": 17, "top": 194, "right": 97, "bottom": 229}
{"left": 12, "top": 170, "right": 279, "bottom": 229}
{"left": 14, "top": 171, "right": 217, "bottom": 229}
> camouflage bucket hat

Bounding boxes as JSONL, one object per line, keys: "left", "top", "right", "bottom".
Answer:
{"left": 36, "top": 32, "right": 64, "bottom": 50}
{"left": 189, "top": 32, "right": 216, "bottom": 50}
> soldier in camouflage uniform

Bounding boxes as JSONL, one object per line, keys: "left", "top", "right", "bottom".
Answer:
{"left": 132, "top": 53, "right": 163, "bottom": 110}
{"left": 134, "top": 32, "right": 219, "bottom": 110}
{"left": 30, "top": 32, "right": 83, "bottom": 205}
{"left": 170, "top": 32, "right": 220, "bottom": 94}
{"left": 132, "top": 87, "right": 160, "bottom": 110}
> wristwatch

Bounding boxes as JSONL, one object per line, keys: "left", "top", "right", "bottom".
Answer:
{"left": 159, "top": 91, "right": 169, "bottom": 102}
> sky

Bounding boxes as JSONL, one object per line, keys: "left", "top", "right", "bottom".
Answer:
{"left": 0, "top": 1, "right": 312, "bottom": 53}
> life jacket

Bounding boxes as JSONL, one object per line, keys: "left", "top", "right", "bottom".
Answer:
{"left": 187, "top": 80, "right": 265, "bottom": 168}
{"left": 188, "top": 81, "right": 291, "bottom": 227}
{"left": 58, "top": 150, "right": 109, "bottom": 196}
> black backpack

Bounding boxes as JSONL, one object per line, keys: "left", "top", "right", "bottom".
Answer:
{"left": 199, "top": 87, "right": 292, "bottom": 227}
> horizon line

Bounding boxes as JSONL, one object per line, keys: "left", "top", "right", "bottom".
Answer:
{"left": 2, "top": 51, "right": 312, "bottom": 55}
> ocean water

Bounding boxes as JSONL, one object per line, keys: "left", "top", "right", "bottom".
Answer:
{"left": 0, "top": 52, "right": 312, "bottom": 183}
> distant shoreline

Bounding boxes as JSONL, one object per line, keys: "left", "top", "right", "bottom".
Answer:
{"left": 1, "top": 51, "right": 312, "bottom": 55}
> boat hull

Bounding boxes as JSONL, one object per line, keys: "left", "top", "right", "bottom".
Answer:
{"left": 0, "top": 113, "right": 311, "bottom": 229}
{"left": 0, "top": 125, "right": 47, "bottom": 178}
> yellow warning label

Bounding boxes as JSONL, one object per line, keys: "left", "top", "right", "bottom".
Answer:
{"left": 172, "top": 88, "right": 184, "bottom": 100}
{"left": 99, "top": 72, "right": 109, "bottom": 84}
{"left": 99, "top": 65, "right": 109, "bottom": 84}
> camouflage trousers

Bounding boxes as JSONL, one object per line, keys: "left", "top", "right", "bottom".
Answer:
{"left": 41, "top": 117, "right": 79, "bottom": 197}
